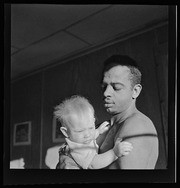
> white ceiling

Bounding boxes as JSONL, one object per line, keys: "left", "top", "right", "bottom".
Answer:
{"left": 11, "top": 4, "right": 168, "bottom": 80}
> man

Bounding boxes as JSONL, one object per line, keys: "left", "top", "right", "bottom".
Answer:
{"left": 57, "top": 55, "right": 159, "bottom": 169}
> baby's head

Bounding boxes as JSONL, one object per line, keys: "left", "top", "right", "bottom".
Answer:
{"left": 54, "top": 95, "right": 96, "bottom": 144}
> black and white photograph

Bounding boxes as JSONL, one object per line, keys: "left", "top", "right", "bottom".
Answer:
{"left": 3, "top": 3, "right": 176, "bottom": 184}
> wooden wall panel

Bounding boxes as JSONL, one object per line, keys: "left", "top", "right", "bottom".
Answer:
{"left": 128, "top": 30, "right": 167, "bottom": 169}
{"left": 11, "top": 73, "right": 42, "bottom": 168}
{"left": 42, "top": 62, "right": 77, "bottom": 168}
{"left": 153, "top": 25, "right": 168, "bottom": 165}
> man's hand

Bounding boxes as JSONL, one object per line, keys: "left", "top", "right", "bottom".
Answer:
{"left": 57, "top": 154, "right": 80, "bottom": 169}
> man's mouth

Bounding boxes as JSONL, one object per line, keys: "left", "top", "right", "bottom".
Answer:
{"left": 104, "top": 100, "right": 114, "bottom": 107}
{"left": 104, "top": 98, "right": 114, "bottom": 108}
{"left": 104, "top": 103, "right": 113, "bottom": 107}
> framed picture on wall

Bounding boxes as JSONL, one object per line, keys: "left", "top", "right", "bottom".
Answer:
{"left": 13, "top": 121, "right": 31, "bottom": 146}
{"left": 52, "top": 116, "right": 65, "bottom": 143}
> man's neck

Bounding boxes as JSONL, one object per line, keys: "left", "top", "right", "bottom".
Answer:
{"left": 111, "top": 102, "right": 137, "bottom": 125}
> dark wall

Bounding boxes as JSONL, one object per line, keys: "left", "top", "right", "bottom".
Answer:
{"left": 11, "top": 73, "right": 42, "bottom": 168}
{"left": 10, "top": 24, "right": 168, "bottom": 169}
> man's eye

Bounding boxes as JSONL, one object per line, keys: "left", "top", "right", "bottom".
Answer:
{"left": 113, "top": 87, "right": 122, "bottom": 91}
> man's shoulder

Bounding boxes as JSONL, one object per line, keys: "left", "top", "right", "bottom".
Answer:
{"left": 120, "top": 112, "right": 157, "bottom": 137}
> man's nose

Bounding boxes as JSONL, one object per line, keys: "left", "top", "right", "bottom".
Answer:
{"left": 103, "top": 85, "right": 112, "bottom": 97}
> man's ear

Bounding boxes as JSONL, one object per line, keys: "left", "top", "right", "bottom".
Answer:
{"left": 132, "top": 84, "right": 142, "bottom": 99}
{"left": 60, "top": 127, "right": 68, "bottom": 138}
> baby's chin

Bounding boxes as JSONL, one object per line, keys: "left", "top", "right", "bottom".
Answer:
{"left": 83, "top": 139, "right": 93, "bottom": 144}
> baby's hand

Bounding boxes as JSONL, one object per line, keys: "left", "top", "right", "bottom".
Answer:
{"left": 97, "top": 121, "right": 110, "bottom": 135}
{"left": 113, "top": 138, "right": 133, "bottom": 157}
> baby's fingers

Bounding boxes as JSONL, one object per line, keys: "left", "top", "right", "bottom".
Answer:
{"left": 102, "top": 126, "right": 109, "bottom": 132}
{"left": 99, "top": 121, "right": 110, "bottom": 129}
{"left": 123, "top": 146, "right": 133, "bottom": 151}
{"left": 120, "top": 145, "right": 133, "bottom": 150}
{"left": 120, "top": 142, "right": 133, "bottom": 147}
{"left": 120, "top": 141, "right": 132, "bottom": 145}
{"left": 122, "top": 151, "right": 131, "bottom": 156}
{"left": 98, "top": 121, "right": 110, "bottom": 134}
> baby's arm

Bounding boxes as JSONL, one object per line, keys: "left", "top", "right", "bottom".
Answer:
{"left": 88, "top": 149, "right": 117, "bottom": 169}
{"left": 95, "top": 121, "right": 110, "bottom": 139}
{"left": 88, "top": 139, "right": 133, "bottom": 169}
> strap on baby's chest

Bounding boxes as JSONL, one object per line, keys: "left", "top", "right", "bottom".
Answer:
{"left": 68, "top": 153, "right": 83, "bottom": 169}
{"left": 59, "top": 143, "right": 83, "bottom": 169}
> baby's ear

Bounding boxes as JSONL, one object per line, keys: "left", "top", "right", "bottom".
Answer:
{"left": 60, "top": 127, "right": 68, "bottom": 138}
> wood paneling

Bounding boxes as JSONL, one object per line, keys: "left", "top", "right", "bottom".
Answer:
{"left": 11, "top": 73, "right": 42, "bottom": 168}
{"left": 128, "top": 30, "right": 167, "bottom": 169}
{"left": 41, "top": 62, "right": 76, "bottom": 168}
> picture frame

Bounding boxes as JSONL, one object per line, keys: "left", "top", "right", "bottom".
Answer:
{"left": 13, "top": 121, "right": 31, "bottom": 146}
{"left": 52, "top": 116, "right": 65, "bottom": 143}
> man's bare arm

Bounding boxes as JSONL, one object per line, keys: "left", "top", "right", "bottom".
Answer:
{"left": 108, "top": 117, "right": 158, "bottom": 169}
{"left": 117, "top": 136, "right": 158, "bottom": 169}
{"left": 89, "top": 140, "right": 133, "bottom": 169}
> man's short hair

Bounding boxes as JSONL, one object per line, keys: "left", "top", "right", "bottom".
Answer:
{"left": 102, "top": 55, "right": 142, "bottom": 88}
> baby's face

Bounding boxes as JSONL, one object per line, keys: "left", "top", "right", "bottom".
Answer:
{"left": 67, "top": 111, "right": 96, "bottom": 144}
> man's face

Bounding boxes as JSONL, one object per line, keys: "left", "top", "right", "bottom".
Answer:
{"left": 102, "top": 65, "right": 134, "bottom": 115}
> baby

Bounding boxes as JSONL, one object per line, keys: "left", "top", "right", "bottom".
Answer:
{"left": 54, "top": 95, "right": 133, "bottom": 169}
